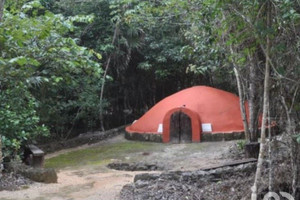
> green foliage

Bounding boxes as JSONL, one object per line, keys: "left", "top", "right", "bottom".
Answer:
{"left": 218, "top": 0, "right": 300, "bottom": 140}
{"left": 48, "top": 0, "right": 236, "bottom": 128}
{"left": 0, "top": 0, "right": 103, "bottom": 159}
{"left": 126, "top": 0, "right": 186, "bottom": 74}
{"left": 237, "top": 140, "right": 246, "bottom": 151}
{"left": 0, "top": 85, "right": 49, "bottom": 159}
{"left": 1, "top": 0, "right": 298, "bottom": 159}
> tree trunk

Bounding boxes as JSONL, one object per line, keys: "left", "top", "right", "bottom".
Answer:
{"left": 291, "top": 139, "right": 300, "bottom": 199}
{"left": 99, "top": 22, "right": 119, "bottom": 131}
{"left": 0, "top": 0, "right": 4, "bottom": 22}
{"left": 268, "top": 104, "right": 273, "bottom": 192}
{"left": 99, "top": 56, "right": 111, "bottom": 131}
{"left": 245, "top": 55, "right": 261, "bottom": 158}
{"left": 251, "top": 2, "right": 271, "bottom": 199}
{"left": 233, "top": 67, "right": 250, "bottom": 141}
{"left": 230, "top": 46, "right": 250, "bottom": 141}
{"left": 245, "top": 142, "right": 260, "bottom": 158}
{"left": 248, "top": 54, "right": 259, "bottom": 142}
{"left": 281, "top": 96, "right": 300, "bottom": 199}
{"left": 230, "top": 46, "right": 260, "bottom": 158}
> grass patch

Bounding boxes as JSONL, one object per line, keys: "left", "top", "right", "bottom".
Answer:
{"left": 182, "top": 143, "right": 205, "bottom": 151}
{"left": 45, "top": 141, "right": 165, "bottom": 169}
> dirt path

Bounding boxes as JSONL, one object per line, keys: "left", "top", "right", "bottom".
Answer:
{"left": 0, "top": 168, "right": 141, "bottom": 200}
{"left": 0, "top": 135, "right": 236, "bottom": 200}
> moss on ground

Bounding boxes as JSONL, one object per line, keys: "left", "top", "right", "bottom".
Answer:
{"left": 182, "top": 143, "right": 205, "bottom": 151}
{"left": 45, "top": 141, "right": 165, "bottom": 169}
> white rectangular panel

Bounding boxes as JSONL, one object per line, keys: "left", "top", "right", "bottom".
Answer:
{"left": 202, "top": 123, "right": 212, "bottom": 132}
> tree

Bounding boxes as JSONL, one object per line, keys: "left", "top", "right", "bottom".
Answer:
{"left": 0, "top": 0, "right": 3, "bottom": 169}
{"left": 251, "top": 2, "right": 272, "bottom": 198}
{"left": 218, "top": 1, "right": 266, "bottom": 157}
{"left": 0, "top": 0, "right": 103, "bottom": 159}
{"left": 52, "top": 0, "right": 145, "bottom": 130}
{"left": 272, "top": 1, "right": 300, "bottom": 197}
{"left": 218, "top": 0, "right": 300, "bottom": 198}
{"left": 125, "top": 0, "right": 228, "bottom": 99}
{"left": 99, "top": 21, "right": 119, "bottom": 131}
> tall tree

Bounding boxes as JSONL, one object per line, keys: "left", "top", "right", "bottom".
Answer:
{"left": 0, "top": 0, "right": 4, "bottom": 170}
{"left": 218, "top": 0, "right": 270, "bottom": 158}
{"left": 53, "top": 0, "right": 145, "bottom": 130}
{"left": 99, "top": 22, "right": 120, "bottom": 131}
{"left": 251, "top": 1, "right": 272, "bottom": 199}
{"left": 0, "top": 0, "right": 103, "bottom": 159}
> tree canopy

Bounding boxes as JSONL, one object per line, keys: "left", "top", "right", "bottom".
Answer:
{"left": 0, "top": 2, "right": 300, "bottom": 196}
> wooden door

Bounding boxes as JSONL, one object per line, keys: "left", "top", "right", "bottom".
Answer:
{"left": 170, "top": 111, "right": 181, "bottom": 143}
{"left": 170, "top": 111, "right": 192, "bottom": 143}
{"left": 180, "top": 112, "right": 192, "bottom": 143}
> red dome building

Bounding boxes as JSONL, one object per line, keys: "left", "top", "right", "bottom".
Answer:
{"left": 125, "top": 86, "right": 248, "bottom": 143}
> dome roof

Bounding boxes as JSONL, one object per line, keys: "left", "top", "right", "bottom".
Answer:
{"left": 126, "top": 86, "right": 247, "bottom": 134}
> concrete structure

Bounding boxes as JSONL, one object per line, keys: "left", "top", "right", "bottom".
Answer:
{"left": 126, "top": 86, "right": 248, "bottom": 143}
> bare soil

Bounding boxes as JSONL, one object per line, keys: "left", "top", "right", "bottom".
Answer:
{"left": 0, "top": 135, "right": 237, "bottom": 200}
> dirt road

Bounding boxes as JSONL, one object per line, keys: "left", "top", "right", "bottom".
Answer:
{"left": 0, "top": 135, "right": 236, "bottom": 200}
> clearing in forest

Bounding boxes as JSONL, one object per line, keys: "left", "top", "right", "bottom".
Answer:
{"left": 0, "top": 135, "right": 236, "bottom": 200}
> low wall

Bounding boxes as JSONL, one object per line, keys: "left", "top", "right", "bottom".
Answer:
{"left": 125, "top": 131, "right": 245, "bottom": 143}
{"left": 39, "top": 125, "right": 126, "bottom": 153}
{"left": 125, "top": 132, "right": 163, "bottom": 142}
{"left": 201, "top": 132, "right": 245, "bottom": 141}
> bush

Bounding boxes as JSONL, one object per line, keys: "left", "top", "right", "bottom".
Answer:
{"left": 0, "top": 85, "right": 49, "bottom": 160}
{"left": 237, "top": 140, "right": 246, "bottom": 151}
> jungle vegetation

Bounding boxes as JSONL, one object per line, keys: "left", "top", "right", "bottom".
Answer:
{"left": 0, "top": 0, "right": 300, "bottom": 198}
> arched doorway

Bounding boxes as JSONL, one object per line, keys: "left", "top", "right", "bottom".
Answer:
{"left": 162, "top": 107, "right": 201, "bottom": 143}
{"left": 170, "top": 111, "right": 192, "bottom": 143}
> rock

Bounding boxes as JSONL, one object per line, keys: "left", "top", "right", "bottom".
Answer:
{"left": 148, "top": 164, "right": 158, "bottom": 170}
{"left": 107, "top": 163, "right": 130, "bottom": 170}
{"left": 107, "top": 162, "right": 164, "bottom": 171}
{"left": 134, "top": 173, "right": 160, "bottom": 182}
{"left": 122, "top": 162, "right": 258, "bottom": 200}
{"left": 0, "top": 172, "right": 32, "bottom": 191}
{"left": 136, "top": 162, "right": 148, "bottom": 171}
{"left": 134, "top": 180, "right": 149, "bottom": 188}
{"left": 6, "top": 161, "right": 57, "bottom": 183}
{"left": 21, "top": 168, "right": 57, "bottom": 183}
{"left": 160, "top": 171, "right": 183, "bottom": 181}
{"left": 120, "top": 136, "right": 293, "bottom": 200}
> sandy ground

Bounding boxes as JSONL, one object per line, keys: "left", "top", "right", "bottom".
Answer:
{"left": 0, "top": 135, "right": 236, "bottom": 200}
